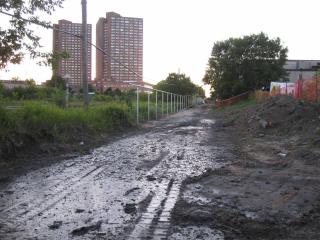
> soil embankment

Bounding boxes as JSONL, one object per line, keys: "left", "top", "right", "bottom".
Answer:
{"left": 171, "top": 96, "right": 320, "bottom": 240}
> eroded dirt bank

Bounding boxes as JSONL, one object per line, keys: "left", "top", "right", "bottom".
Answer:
{"left": 171, "top": 96, "right": 320, "bottom": 240}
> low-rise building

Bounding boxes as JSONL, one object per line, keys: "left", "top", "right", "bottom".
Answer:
{"left": 0, "top": 80, "right": 28, "bottom": 89}
{"left": 282, "top": 60, "right": 320, "bottom": 82}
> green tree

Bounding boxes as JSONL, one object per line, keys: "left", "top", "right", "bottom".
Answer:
{"left": 44, "top": 75, "right": 66, "bottom": 90}
{"left": 155, "top": 73, "right": 203, "bottom": 96}
{"left": 0, "top": 81, "right": 4, "bottom": 98}
{"left": 39, "top": 51, "right": 70, "bottom": 71}
{"left": 104, "top": 87, "right": 113, "bottom": 96}
{"left": 25, "top": 78, "right": 36, "bottom": 86}
{"left": 203, "top": 32, "right": 288, "bottom": 99}
{"left": 113, "top": 88, "right": 122, "bottom": 96}
{"left": 0, "top": 0, "right": 64, "bottom": 68}
{"left": 196, "top": 86, "right": 205, "bottom": 98}
{"left": 88, "top": 83, "right": 95, "bottom": 93}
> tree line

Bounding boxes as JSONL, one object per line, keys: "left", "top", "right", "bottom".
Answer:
{"left": 203, "top": 32, "right": 288, "bottom": 99}
{"left": 1, "top": 2, "right": 288, "bottom": 100}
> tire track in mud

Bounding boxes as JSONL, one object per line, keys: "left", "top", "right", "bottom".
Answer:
{"left": 0, "top": 162, "right": 94, "bottom": 215}
{"left": 127, "top": 116, "right": 220, "bottom": 239}
{"left": 11, "top": 165, "right": 105, "bottom": 223}
{"left": 0, "top": 108, "right": 223, "bottom": 239}
{"left": 129, "top": 179, "right": 181, "bottom": 240}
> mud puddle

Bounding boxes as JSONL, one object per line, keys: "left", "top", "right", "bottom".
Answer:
{"left": 0, "top": 106, "right": 227, "bottom": 239}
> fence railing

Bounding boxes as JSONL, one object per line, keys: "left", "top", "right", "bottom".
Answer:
{"left": 1, "top": 83, "right": 195, "bottom": 125}
{"left": 295, "top": 77, "right": 320, "bottom": 102}
{"left": 270, "top": 76, "right": 320, "bottom": 102}
{"left": 130, "top": 83, "right": 193, "bottom": 124}
{"left": 215, "top": 91, "right": 250, "bottom": 108}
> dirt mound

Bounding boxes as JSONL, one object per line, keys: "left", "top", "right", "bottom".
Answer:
{"left": 170, "top": 98, "right": 320, "bottom": 240}
{"left": 222, "top": 95, "right": 320, "bottom": 139}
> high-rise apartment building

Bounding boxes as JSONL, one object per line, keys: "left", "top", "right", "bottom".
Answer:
{"left": 53, "top": 20, "right": 92, "bottom": 91}
{"left": 95, "top": 12, "right": 143, "bottom": 91}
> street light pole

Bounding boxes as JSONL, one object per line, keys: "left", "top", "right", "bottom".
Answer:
{"left": 81, "top": 0, "right": 89, "bottom": 108}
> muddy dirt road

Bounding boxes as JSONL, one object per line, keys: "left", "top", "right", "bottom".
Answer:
{"left": 0, "top": 106, "right": 232, "bottom": 239}
{"left": 169, "top": 97, "right": 320, "bottom": 240}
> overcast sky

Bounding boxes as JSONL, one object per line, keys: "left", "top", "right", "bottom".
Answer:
{"left": 0, "top": 0, "right": 319, "bottom": 95}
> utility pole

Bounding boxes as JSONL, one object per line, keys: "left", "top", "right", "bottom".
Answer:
{"left": 81, "top": 0, "right": 89, "bottom": 107}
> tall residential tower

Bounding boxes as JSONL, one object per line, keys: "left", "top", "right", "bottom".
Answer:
{"left": 95, "top": 12, "right": 143, "bottom": 91}
{"left": 53, "top": 20, "right": 92, "bottom": 91}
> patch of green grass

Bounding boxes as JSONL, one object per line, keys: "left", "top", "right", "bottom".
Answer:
{"left": 0, "top": 102, "right": 134, "bottom": 158}
{"left": 213, "top": 96, "right": 257, "bottom": 112}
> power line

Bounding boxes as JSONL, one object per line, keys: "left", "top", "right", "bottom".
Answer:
{"left": 0, "top": 10, "right": 154, "bottom": 86}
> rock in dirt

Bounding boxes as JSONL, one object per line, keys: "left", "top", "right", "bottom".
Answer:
{"left": 278, "top": 152, "right": 287, "bottom": 158}
{"left": 75, "top": 208, "right": 85, "bottom": 213}
{"left": 124, "top": 203, "right": 137, "bottom": 214}
{"left": 146, "top": 175, "right": 156, "bottom": 181}
{"left": 188, "top": 208, "right": 213, "bottom": 221}
{"left": 124, "top": 187, "right": 140, "bottom": 196}
{"left": 177, "top": 154, "right": 183, "bottom": 160}
{"left": 48, "top": 221, "right": 63, "bottom": 230}
{"left": 259, "top": 119, "right": 271, "bottom": 129}
{"left": 71, "top": 221, "right": 102, "bottom": 236}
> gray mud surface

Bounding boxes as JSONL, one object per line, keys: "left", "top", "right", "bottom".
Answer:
{"left": 0, "top": 106, "right": 232, "bottom": 239}
{"left": 1, "top": 97, "right": 319, "bottom": 240}
{"left": 171, "top": 97, "right": 320, "bottom": 240}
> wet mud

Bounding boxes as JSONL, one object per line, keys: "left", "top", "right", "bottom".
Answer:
{"left": 0, "top": 106, "right": 228, "bottom": 239}
{"left": 170, "top": 97, "right": 320, "bottom": 240}
{"left": 2, "top": 98, "right": 317, "bottom": 239}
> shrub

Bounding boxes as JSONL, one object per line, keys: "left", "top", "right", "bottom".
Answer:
{"left": 254, "top": 90, "right": 270, "bottom": 102}
{"left": 0, "top": 102, "right": 134, "bottom": 158}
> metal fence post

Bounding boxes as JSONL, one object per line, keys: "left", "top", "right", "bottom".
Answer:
{"left": 162, "top": 92, "right": 164, "bottom": 116}
{"left": 176, "top": 94, "right": 178, "bottom": 112}
{"left": 167, "top": 92, "right": 169, "bottom": 116}
{"left": 173, "top": 94, "right": 175, "bottom": 112}
{"left": 183, "top": 95, "right": 184, "bottom": 109}
{"left": 136, "top": 87, "right": 139, "bottom": 124}
{"left": 147, "top": 92, "right": 150, "bottom": 121}
{"left": 155, "top": 90, "right": 158, "bottom": 120}
{"left": 182, "top": 95, "right": 184, "bottom": 110}
{"left": 182, "top": 95, "right": 183, "bottom": 110}
{"left": 182, "top": 95, "right": 183, "bottom": 109}
{"left": 171, "top": 93, "right": 173, "bottom": 113}
{"left": 176, "top": 95, "right": 178, "bottom": 112}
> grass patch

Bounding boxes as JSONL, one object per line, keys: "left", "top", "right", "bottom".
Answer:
{"left": 0, "top": 102, "right": 133, "bottom": 159}
{"left": 213, "top": 96, "right": 257, "bottom": 113}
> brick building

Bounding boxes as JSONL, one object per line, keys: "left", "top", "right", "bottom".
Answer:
{"left": 94, "top": 12, "right": 143, "bottom": 92}
{"left": 53, "top": 20, "right": 92, "bottom": 91}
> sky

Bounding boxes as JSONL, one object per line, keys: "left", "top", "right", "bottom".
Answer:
{"left": 0, "top": 0, "right": 320, "bottom": 96}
